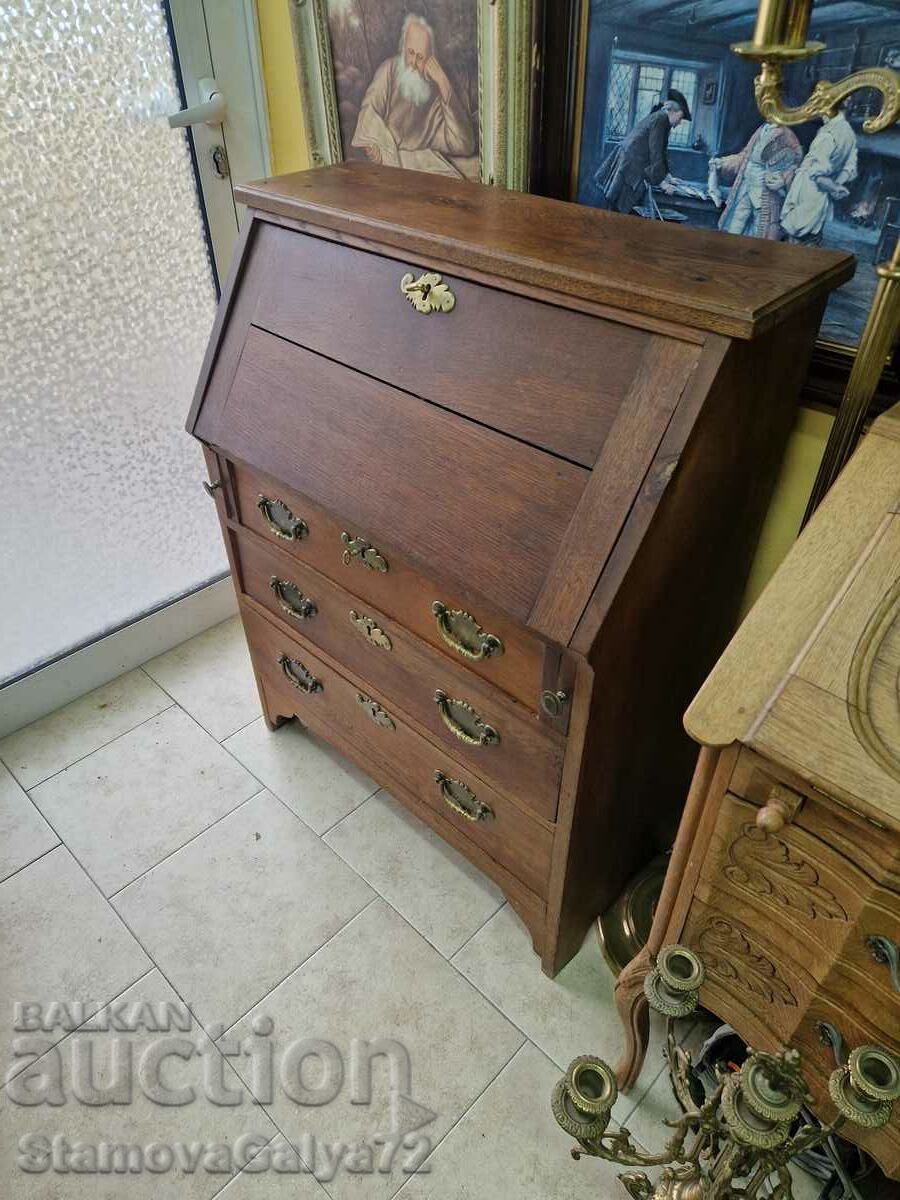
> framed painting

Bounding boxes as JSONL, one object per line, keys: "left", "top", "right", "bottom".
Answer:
{"left": 531, "top": 0, "right": 900, "bottom": 381}
{"left": 289, "top": 0, "right": 535, "bottom": 191}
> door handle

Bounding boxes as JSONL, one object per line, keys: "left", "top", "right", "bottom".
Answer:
{"left": 168, "top": 77, "right": 226, "bottom": 128}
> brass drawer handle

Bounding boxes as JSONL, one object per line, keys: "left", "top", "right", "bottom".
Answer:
{"left": 400, "top": 270, "right": 455, "bottom": 315}
{"left": 434, "top": 691, "right": 499, "bottom": 747}
{"left": 349, "top": 610, "right": 392, "bottom": 651}
{"left": 257, "top": 494, "right": 308, "bottom": 541}
{"left": 341, "top": 532, "right": 388, "bottom": 573}
{"left": 270, "top": 577, "right": 317, "bottom": 621}
{"left": 434, "top": 770, "right": 493, "bottom": 823}
{"left": 356, "top": 692, "right": 395, "bottom": 730}
{"left": 431, "top": 602, "right": 504, "bottom": 661}
{"left": 277, "top": 654, "right": 322, "bottom": 695}
{"left": 867, "top": 935, "right": 900, "bottom": 992}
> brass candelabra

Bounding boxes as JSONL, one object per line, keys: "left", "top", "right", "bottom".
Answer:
{"left": 729, "top": 0, "right": 900, "bottom": 520}
{"left": 552, "top": 945, "right": 900, "bottom": 1199}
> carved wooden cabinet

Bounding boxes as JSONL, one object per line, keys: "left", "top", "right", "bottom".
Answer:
{"left": 187, "top": 163, "right": 850, "bottom": 976}
{"left": 615, "top": 405, "right": 900, "bottom": 1177}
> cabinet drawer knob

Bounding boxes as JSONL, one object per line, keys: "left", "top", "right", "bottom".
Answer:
{"left": 349, "top": 610, "right": 392, "bottom": 651}
{"left": 755, "top": 784, "right": 802, "bottom": 833}
{"left": 866, "top": 934, "right": 900, "bottom": 992}
{"left": 257, "top": 494, "right": 308, "bottom": 541}
{"left": 341, "top": 532, "right": 388, "bottom": 573}
{"left": 400, "top": 270, "right": 455, "bottom": 315}
{"left": 432, "top": 602, "right": 504, "bottom": 661}
{"left": 356, "top": 692, "right": 395, "bottom": 730}
{"left": 203, "top": 479, "right": 223, "bottom": 498}
{"left": 277, "top": 654, "right": 322, "bottom": 695}
{"left": 434, "top": 691, "right": 499, "bottom": 747}
{"left": 434, "top": 770, "right": 493, "bottom": 823}
{"left": 270, "top": 577, "right": 317, "bottom": 621}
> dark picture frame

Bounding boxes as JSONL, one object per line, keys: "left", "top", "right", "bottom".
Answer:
{"left": 530, "top": 0, "right": 899, "bottom": 416}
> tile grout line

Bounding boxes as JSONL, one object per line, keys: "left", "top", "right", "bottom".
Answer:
{"left": 444, "top": 896, "right": 507, "bottom": 962}
{"left": 389, "top": 1038, "right": 534, "bottom": 1199}
{"left": 3, "top": 961, "right": 159, "bottom": 1083}
{"left": 218, "top": 896, "right": 384, "bottom": 1044}
{"left": 0, "top": 838, "right": 62, "bottom": 888}
{"left": 106, "top": 786, "right": 269, "bottom": 900}
{"left": 4, "top": 701, "right": 176, "bottom": 793}
{"left": 137, "top": 663, "right": 257, "bottom": 744}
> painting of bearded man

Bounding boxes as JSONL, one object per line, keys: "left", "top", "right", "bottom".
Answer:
{"left": 328, "top": 1, "right": 479, "bottom": 180}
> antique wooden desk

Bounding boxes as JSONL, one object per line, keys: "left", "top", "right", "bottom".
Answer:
{"left": 187, "top": 163, "right": 851, "bottom": 975}
{"left": 615, "top": 405, "right": 900, "bottom": 1177}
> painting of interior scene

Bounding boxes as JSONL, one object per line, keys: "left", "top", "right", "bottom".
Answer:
{"left": 576, "top": 0, "right": 900, "bottom": 349}
{"left": 326, "top": 0, "right": 479, "bottom": 180}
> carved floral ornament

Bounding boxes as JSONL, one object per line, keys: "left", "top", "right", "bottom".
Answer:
{"left": 725, "top": 824, "right": 848, "bottom": 923}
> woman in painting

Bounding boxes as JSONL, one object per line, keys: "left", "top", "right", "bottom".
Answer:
{"left": 594, "top": 89, "right": 692, "bottom": 215}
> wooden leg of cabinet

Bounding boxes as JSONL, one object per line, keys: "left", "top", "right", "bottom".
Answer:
{"left": 614, "top": 945, "right": 652, "bottom": 1090}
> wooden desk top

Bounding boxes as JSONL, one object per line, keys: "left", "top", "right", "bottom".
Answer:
{"left": 235, "top": 163, "right": 854, "bottom": 340}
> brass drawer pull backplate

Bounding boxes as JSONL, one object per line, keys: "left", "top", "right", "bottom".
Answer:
{"left": 434, "top": 770, "right": 493, "bottom": 823}
{"left": 342, "top": 532, "right": 388, "bottom": 573}
{"left": 356, "top": 692, "right": 395, "bottom": 730}
{"left": 270, "top": 577, "right": 317, "bottom": 621}
{"left": 400, "top": 271, "right": 455, "bottom": 315}
{"left": 257, "top": 494, "right": 308, "bottom": 541}
{"left": 277, "top": 654, "right": 322, "bottom": 695}
{"left": 432, "top": 602, "right": 503, "bottom": 661}
{"left": 349, "top": 610, "right": 392, "bottom": 651}
{"left": 434, "top": 690, "right": 499, "bottom": 747}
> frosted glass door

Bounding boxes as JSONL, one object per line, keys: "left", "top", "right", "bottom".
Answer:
{"left": 0, "top": 2, "right": 225, "bottom": 683}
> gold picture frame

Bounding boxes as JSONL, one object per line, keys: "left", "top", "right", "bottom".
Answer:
{"left": 288, "top": 0, "right": 535, "bottom": 191}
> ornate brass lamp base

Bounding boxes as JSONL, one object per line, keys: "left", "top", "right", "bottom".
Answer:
{"left": 553, "top": 946, "right": 900, "bottom": 1199}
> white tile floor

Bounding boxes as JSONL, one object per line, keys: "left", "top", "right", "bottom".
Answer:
{"left": 0, "top": 616, "right": 824, "bottom": 1199}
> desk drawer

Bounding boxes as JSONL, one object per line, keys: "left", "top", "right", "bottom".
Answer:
{"left": 249, "top": 222, "right": 652, "bottom": 469}
{"left": 228, "top": 459, "right": 569, "bottom": 719}
{"left": 729, "top": 749, "right": 900, "bottom": 891}
{"left": 696, "top": 793, "right": 900, "bottom": 1018}
{"left": 241, "top": 603, "right": 554, "bottom": 898}
{"left": 235, "top": 529, "right": 564, "bottom": 819}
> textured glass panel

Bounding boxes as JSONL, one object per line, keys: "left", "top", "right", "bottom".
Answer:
{"left": 0, "top": 1, "right": 222, "bottom": 682}
{"left": 669, "top": 67, "right": 698, "bottom": 148}
{"left": 606, "top": 60, "right": 634, "bottom": 140}
{"left": 635, "top": 64, "right": 665, "bottom": 124}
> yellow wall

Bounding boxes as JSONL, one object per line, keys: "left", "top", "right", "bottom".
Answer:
{"left": 255, "top": 0, "right": 311, "bottom": 174}
{"left": 741, "top": 405, "right": 832, "bottom": 614}
{"left": 252, "top": 19, "right": 830, "bottom": 613}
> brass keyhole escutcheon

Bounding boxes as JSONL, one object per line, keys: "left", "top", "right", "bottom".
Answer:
{"left": 400, "top": 271, "right": 456, "bottom": 314}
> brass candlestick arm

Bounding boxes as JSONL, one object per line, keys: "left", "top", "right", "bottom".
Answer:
{"left": 731, "top": 0, "right": 900, "bottom": 133}
{"left": 553, "top": 945, "right": 900, "bottom": 1199}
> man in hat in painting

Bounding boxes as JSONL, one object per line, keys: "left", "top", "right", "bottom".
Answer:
{"left": 711, "top": 122, "right": 803, "bottom": 239}
{"left": 351, "top": 13, "right": 475, "bottom": 175}
{"left": 595, "top": 88, "right": 692, "bottom": 215}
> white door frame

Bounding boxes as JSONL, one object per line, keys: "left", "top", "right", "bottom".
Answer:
{"left": 167, "top": 0, "right": 271, "bottom": 281}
